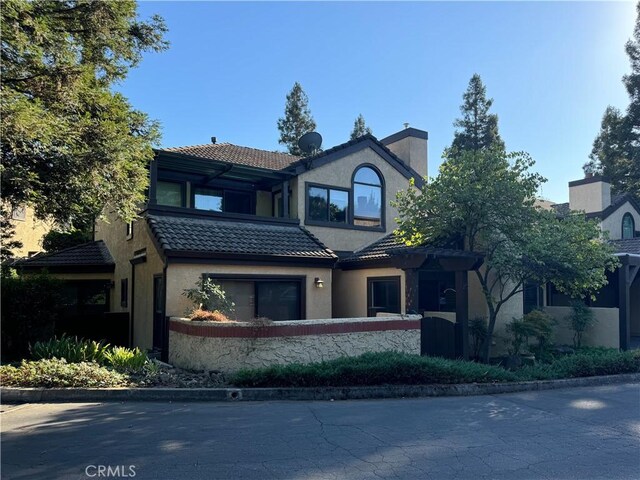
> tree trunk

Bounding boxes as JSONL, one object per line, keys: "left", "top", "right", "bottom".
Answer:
{"left": 480, "top": 310, "right": 498, "bottom": 363}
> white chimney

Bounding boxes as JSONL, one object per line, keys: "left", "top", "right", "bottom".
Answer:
{"left": 380, "top": 128, "right": 428, "bottom": 179}
{"left": 568, "top": 175, "right": 611, "bottom": 213}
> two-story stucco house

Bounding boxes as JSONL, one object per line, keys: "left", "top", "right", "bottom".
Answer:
{"left": 18, "top": 128, "right": 492, "bottom": 359}
{"left": 17, "top": 127, "right": 639, "bottom": 361}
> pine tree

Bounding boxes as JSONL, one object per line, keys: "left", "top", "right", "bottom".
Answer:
{"left": 277, "top": 82, "right": 317, "bottom": 156}
{"left": 451, "top": 74, "right": 505, "bottom": 154}
{"left": 584, "top": 3, "right": 640, "bottom": 197}
{"left": 350, "top": 114, "right": 372, "bottom": 140}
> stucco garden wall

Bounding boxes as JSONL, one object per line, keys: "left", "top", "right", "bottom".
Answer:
{"left": 168, "top": 315, "right": 421, "bottom": 372}
{"left": 544, "top": 306, "right": 619, "bottom": 349}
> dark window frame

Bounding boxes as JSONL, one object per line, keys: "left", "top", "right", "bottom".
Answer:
{"left": 305, "top": 182, "right": 351, "bottom": 226}
{"left": 203, "top": 273, "right": 306, "bottom": 321}
{"left": 367, "top": 276, "right": 401, "bottom": 317}
{"left": 191, "top": 185, "right": 255, "bottom": 215}
{"left": 352, "top": 164, "right": 385, "bottom": 231}
{"left": 622, "top": 212, "right": 635, "bottom": 239}
{"left": 156, "top": 179, "right": 187, "bottom": 208}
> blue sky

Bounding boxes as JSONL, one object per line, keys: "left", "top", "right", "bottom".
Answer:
{"left": 119, "top": 1, "right": 636, "bottom": 202}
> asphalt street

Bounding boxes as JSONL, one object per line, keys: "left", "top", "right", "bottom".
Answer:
{"left": 1, "top": 383, "right": 639, "bottom": 480}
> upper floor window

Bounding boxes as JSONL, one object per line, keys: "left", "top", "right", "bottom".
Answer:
{"left": 193, "top": 187, "right": 253, "bottom": 214}
{"left": 308, "top": 186, "right": 349, "bottom": 223}
{"left": 157, "top": 181, "right": 184, "bottom": 207}
{"left": 353, "top": 166, "right": 382, "bottom": 228}
{"left": 622, "top": 213, "right": 635, "bottom": 239}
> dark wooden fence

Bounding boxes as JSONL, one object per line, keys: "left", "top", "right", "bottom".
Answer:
{"left": 420, "top": 316, "right": 457, "bottom": 359}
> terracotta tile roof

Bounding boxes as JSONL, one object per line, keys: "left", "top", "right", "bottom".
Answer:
{"left": 611, "top": 238, "right": 640, "bottom": 255}
{"left": 16, "top": 241, "right": 115, "bottom": 269}
{"left": 160, "top": 143, "right": 300, "bottom": 171}
{"left": 147, "top": 214, "right": 336, "bottom": 261}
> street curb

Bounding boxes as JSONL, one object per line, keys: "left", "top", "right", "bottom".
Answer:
{"left": 2, "top": 373, "right": 639, "bottom": 403}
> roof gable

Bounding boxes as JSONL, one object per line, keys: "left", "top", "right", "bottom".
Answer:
{"left": 284, "top": 135, "right": 425, "bottom": 188}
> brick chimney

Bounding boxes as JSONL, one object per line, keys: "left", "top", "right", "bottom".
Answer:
{"left": 380, "top": 127, "right": 429, "bottom": 179}
{"left": 568, "top": 175, "right": 611, "bottom": 213}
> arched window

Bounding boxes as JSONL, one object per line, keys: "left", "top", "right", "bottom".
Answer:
{"left": 622, "top": 213, "right": 635, "bottom": 239}
{"left": 353, "top": 166, "right": 383, "bottom": 228}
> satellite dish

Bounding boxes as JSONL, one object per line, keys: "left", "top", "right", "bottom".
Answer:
{"left": 297, "top": 131, "right": 322, "bottom": 155}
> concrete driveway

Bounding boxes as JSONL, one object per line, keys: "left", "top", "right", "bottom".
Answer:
{"left": 2, "top": 383, "right": 639, "bottom": 480}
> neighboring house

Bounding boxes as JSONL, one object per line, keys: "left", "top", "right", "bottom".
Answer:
{"left": 535, "top": 176, "right": 640, "bottom": 349}
{"left": 5, "top": 205, "right": 51, "bottom": 258}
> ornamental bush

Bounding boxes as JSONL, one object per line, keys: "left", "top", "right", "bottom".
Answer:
{"left": 0, "top": 359, "right": 128, "bottom": 388}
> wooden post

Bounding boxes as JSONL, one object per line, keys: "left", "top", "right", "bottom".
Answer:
{"left": 455, "top": 270, "right": 469, "bottom": 360}
{"left": 148, "top": 159, "right": 158, "bottom": 206}
{"left": 282, "top": 180, "right": 290, "bottom": 219}
{"left": 403, "top": 268, "right": 419, "bottom": 314}
{"left": 619, "top": 259, "right": 630, "bottom": 351}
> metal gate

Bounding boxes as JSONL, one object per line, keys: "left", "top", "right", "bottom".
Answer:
{"left": 420, "top": 316, "right": 457, "bottom": 359}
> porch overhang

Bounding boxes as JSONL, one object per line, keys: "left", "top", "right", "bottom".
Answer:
{"left": 387, "top": 247, "right": 484, "bottom": 271}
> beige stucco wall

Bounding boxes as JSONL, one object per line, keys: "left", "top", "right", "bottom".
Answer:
{"left": 169, "top": 316, "right": 421, "bottom": 372}
{"left": 569, "top": 181, "right": 611, "bottom": 214}
{"left": 600, "top": 201, "right": 640, "bottom": 240}
{"left": 332, "top": 267, "right": 406, "bottom": 318}
{"left": 166, "top": 263, "right": 333, "bottom": 320}
{"left": 293, "top": 147, "right": 413, "bottom": 252}
{"left": 94, "top": 213, "right": 165, "bottom": 350}
{"left": 544, "top": 306, "right": 620, "bottom": 349}
{"left": 9, "top": 206, "right": 52, "bottom": 258}
{"left": 384, "top": 135, "right": 428, "bottom": 180}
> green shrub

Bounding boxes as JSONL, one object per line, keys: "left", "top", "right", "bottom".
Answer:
{"left": 1, "top": 272, "right": 63, "bottom": 360}
{"left": 104, "top": 346, "right": 148, "bottom": 373}
{"left": 182, "top": 278, "right": 235, "bottom": 316}
{"left": 469, "top": 316, "right": 488, "bottom": 360}
{"left": 566, "top": 301, "right": 597, "bottom": 348}
{"left": 31, "top": 334, "right": 110, "bottom": 364}
{"left": 231, "top": 351, "right": 519, "bottom": 388}
{"left": 522, "top": 310, "right": 555, "bottom": 360}
{"left": 518, "top": 349, "right": 640, "bottom": 380}
{"left": 0, "top": 359, "right": 128, "bottom": 388}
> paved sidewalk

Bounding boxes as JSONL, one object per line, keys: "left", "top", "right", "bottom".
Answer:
{"left": 2, "top": 383, "right": 639, "bottom": 479}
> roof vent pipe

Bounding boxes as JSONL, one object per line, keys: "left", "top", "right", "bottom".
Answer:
{"left": 211, "top": 137, "right": 217, "bottom": 144}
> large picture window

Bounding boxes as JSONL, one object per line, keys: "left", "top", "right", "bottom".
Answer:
{"left": 622, "top": 213, "right": 635, "bottom": 239}
{"left": 353, "top": 166, "right": 382, "bottom": 228}
{"left": 367, "top": 276, "right": 400, "bottom": 317}
{"left": 205, "top": 276, "right": 304, "bottom": 321}
{"left": 307, "top": 185, "right": 349, "bottom": 223}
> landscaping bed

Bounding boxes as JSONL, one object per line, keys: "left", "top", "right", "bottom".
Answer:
{"left": 2, "top": 347, "right": 638, "bottom": 390}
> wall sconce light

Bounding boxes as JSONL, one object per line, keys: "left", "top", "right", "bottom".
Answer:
{"left": 314, "top": 277, "right": 324, "bottom": 288}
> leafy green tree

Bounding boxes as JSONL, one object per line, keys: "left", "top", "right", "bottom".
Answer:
{"left": 450, "top": 74, "right": 505, "bottom": 154}
{"left": 584, "top": 3, "right": 640, "bottom": 197}
{"left": 1, "top": 0, "right": 168, "bottom": 235}
{"left": 394, "top": 148, "right": 619, "bottom": 362}
{"left": 566, "top": 300, "right": 597, "bottom": 348}
{"left": 350, "top": 114, "right": 372, "bottom": 140}
{"left": 42, "top": 228, "right": 93, "bottom": 253}
{"left": 277, "top": 82, "right": 317, "bottom": 155}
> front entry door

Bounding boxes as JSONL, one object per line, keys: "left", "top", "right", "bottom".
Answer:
{"left": 152, "top": 275, "right": 164, "bottom": 352}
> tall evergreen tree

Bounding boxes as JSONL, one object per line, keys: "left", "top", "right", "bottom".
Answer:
{"left": 451, "top": 74, "right": 505, "bottom": 154}
{"left": 1, "top": 0, "right": 168, "bottom": 229}
{"left": 584, "top": 3, "right": 640, "bottom": 198}
{"left": 277, "top": 82, "right": 317, "bottom": 156}
{"left": 350, "top": 114, "right": 372, "bottom": 140}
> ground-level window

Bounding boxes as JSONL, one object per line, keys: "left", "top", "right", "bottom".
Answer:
{"left": 367, "top": 276, "right": 401, "bottom": 317}
{"left": 546, "top": 273, "right": 618, "bottom": 308}
{"left": 59, "top": 281, "right": 111, "bottom": 316}
{"left": 205, "top": 276, "right": 304, "bottom": 321}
